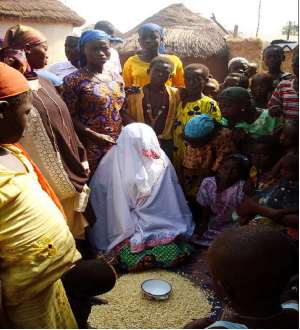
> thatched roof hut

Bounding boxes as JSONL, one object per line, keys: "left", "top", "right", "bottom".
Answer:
{"left": 0, "top": 0, "right": 84, "bottom": 26}
{"left": 0, "top": 0, "right": 85, "bottom": 63}
{"left": 120, "top": 3, "right": 229, "bottom": 81}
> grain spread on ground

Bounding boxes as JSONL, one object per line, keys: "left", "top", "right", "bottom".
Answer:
{"left": 88, "top": 270, "right": 211, "bottom": 329}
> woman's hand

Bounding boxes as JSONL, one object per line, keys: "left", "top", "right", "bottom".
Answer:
{"left": 86, "top": 129, "right": 116, "bottom": 146}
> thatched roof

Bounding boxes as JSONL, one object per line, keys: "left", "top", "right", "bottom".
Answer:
{"left": 121, "top": 3, "right": 228, "bottom": 59}
{"left": 0, "top": 0, "right": 85, "bottom": 27}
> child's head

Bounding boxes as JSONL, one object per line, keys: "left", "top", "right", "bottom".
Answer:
{"left": 148, "top": 56, "right": 174, "bottom": 86}
{"left": 250, "top": 73, "right": 273, "bottom": 102}
{"left": 263, "top": 45, "right": 285, "bottom": 72}
{"left": 246, "top": 62, "right": 258, "bottom": 78}
{"left": 138, "top": 23, "right": 164, "bottom": 54}
{"left": 222, "top": 73, "right": 249, "bottom": 90}
{"left": 217, "top": 154, "right": 250, "bottom": 185}
{"left": 94, "top": 20, "right": 115, "bottom": 36}
{"left": 65, "top": 35, "right": 80, "bottom": 68}
{"left": 279, "top": 122, "right": 299, "bottom": 149}
{"left": 218, "top": 87, "right": 253, "bottom": 124}
{"left": 280, "top": 154, "right": 299, "bottom": 181}
{"left": 228, "top": 57, "right": 249, "bottom": 74}
{"left": 183, "top": 114, "right": 217, "bottom": 147}
{"left": 208, "top": 226, "right": 293, "bottom": 313}
{"left": 248, "top": 136, "right": 279, "bottom": 171}
{"left": 184, "top": 64, "right": 209, "bottom": 95}
{"left": 203, "top": 78, "right": 219, "bottom": 100}
{"left": 0, "top": 63, "right": 32, "bottom": 144}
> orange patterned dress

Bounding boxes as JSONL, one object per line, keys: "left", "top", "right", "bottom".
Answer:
{"left": 63, "top": 68, "right": 125, "bottom": 174}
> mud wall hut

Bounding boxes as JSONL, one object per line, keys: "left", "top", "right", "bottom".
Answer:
{"left": 120, "top": 4, "right": 229, "bottom": 81}
{"left": 0, "top": 0, "right": 85, "bottom": 64}
{"left": 226, "top": 37, "right": 264, "bottom": 69}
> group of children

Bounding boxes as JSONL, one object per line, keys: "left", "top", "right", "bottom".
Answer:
{"left": 122, "top": 46, "right": 299, "bottom": 244}
{"left": 120, "top": 35, "right": 299, "bottom": 328}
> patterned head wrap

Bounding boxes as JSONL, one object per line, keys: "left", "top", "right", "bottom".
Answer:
{"left": 184, "top": 114, "right": 215, "bottom": 140}
{"left": 3, "top": 24, "right": 46, "bottom": 50}
{"left": 0, "top": 25, "right": 46, "bottom": 78}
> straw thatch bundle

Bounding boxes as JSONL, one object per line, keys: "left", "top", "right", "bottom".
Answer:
{"left": 0, "top": 0, "right": 85, "bottom": 26}
{"left": 121, "top": 3, "right": 227, "bottom": 59}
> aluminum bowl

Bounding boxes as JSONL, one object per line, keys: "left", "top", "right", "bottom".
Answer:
{"left": 141, "top": 279, "right": 172, "bottom": 300}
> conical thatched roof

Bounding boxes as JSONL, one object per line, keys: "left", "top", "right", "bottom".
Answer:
{"left": 0, "top": 0, "right": 85, "bottom": 27}
{"left": 121, "top": 3, "right": 227, "bottom": 58}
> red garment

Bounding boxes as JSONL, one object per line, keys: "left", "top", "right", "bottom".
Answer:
{"left": 268, "top": 79, "right": 299, "bottom": 121}
{"left": 0, "top": 62, "right": 29, "bottom": 99}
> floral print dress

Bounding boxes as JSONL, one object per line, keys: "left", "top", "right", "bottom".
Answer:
{"left": 63, "top": 68, "right": 125, "bottom": 174}
{"left": 196, "top": 177, "right": 245, "bottom": 247}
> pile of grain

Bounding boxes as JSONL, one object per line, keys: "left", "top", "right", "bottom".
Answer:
{"left": 88, "top": 270, "right": 211, "bottom": 329}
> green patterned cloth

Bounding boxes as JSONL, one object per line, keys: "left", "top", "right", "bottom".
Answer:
{"left": 235, "top": 109, "right": 279, "bottom": 137}
{"left": 117, "top": 241, "right": 193, "bottom": 272}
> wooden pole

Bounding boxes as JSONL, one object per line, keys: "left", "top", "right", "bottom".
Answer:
{"left": 256, "top": 0, "right": 262, "bottom": 38}
{"left": 233, "top": 25, "right": 239, "bottom": 38}
{"left": 287, "top": 21, "right": 292, "bottom": 40}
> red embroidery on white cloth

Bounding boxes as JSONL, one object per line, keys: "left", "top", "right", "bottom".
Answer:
{"left": 142, "top": 149, "right": 160, "bottom": 159}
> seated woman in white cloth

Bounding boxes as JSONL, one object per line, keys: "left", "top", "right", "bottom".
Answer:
{"left": 88, "top": 123, "right": 194, "bottom": 272}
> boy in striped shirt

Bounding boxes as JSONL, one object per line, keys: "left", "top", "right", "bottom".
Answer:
{"left": 268, "top": 51, "right": 299, "bottom": 122}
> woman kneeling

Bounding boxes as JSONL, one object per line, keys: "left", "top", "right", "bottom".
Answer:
{"left": 88, "top": 123, "right": 194, "bottom": 272}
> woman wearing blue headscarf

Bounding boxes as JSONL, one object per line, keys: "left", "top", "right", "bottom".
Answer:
{"left": 63, "top": 30, "right": 125, "bottom": 175}
{"left": 123, "top": 23, "right": 184, "bottom": 88}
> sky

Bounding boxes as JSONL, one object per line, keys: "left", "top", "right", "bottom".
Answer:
{"left": 62, "top": 0, "right": 299, "bottom": 40}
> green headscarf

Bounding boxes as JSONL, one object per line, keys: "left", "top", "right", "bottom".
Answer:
{"left": 218, "top": 86, "right": 253, "bottom": 107}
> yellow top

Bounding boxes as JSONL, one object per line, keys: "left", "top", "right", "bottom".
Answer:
{"left": 0, "top": 145, "right": 81, "bottom": 306}
{"left": 173, "top": 96, "right": 222, "bottom": 171}
{"left": 125, "top": 85, "right": 180, "bottom": 140}
{"left": 123, "top": 54, "right": 184, "bottom": 88}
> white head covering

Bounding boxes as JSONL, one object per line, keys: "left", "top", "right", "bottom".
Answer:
{"left": 88, "top": 123, "right": 194, "bottom": 253}
{"left": 116, "top": 123, "right": 165, "bottom": 202}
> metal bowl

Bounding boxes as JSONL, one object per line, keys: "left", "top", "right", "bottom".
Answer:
{"left": 141, "top": 279, "right": 172, "bottom": 300}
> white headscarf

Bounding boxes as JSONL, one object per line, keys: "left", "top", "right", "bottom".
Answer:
{"left": 116, "top": 123, "right": 166, "bottom": 204}
{"left": 88, "top": 123, "right": 194, "bottom": 253}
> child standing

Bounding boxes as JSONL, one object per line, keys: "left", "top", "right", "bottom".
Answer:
{"left": 247, "top": 136, "right": 281, "bottom": 197}
{"left": 122, "top": 23, "right": 184, "bottom": 88}
{"left": 122, "top": 56, "right": 180, "bottom": 159}
{"left": 194, "top": 155, "right": 250, "bottom": 246}
{"left": 173, "top": 64, "right": 221, "bottom": 171}
{"left": 238, "top": 154, "right": 298, "bottom": 239}
{"left": 182, "top": 114, "right": 237, "bottom": 200}
{"left": 263, "top": 45, "right": 293, "bottom": 88}
{"left": 219, "top": 87, "right": 279, "bottom": 139}
{"left": 250, "top": 73, "right": 274, "bottom": 109}
{"left": 203, "top": 78, "right": 220, "bottom": 100}
{"left": 220, "top": 73, "right": 249, "bottom": 92}
{"left": 268, "top": 51, "right": 299, "bottom": 122}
